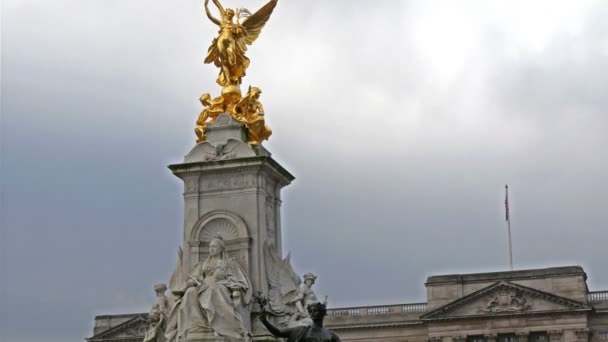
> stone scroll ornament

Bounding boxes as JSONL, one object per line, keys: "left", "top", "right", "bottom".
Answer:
{"left": 195, "top": 0, "right": 277, "bottom": 144}
{"left": 255, "top": 294, "right": 341, "bottom": 342}
{"left": 263, "top": 238, "right": 322, "bottom": 328}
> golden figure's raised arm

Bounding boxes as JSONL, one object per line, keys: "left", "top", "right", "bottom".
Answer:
{"left": 204, "top": 0, "right": 222, "bottom": 26}
{"left": 212, "top": 0, "right": 225, "bottom": 14}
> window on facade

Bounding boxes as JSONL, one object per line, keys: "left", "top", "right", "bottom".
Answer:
{"left": 498, "top": 334, "right": 517, "bottom": 342}
{"left": 467, "top": 336, "right": 486, "bottom": 342}
{"left": 529, "top": 332, "right": 549, "bottom": 342}
{"left": 597, "top": 332, "right": 608, "bottom": 340}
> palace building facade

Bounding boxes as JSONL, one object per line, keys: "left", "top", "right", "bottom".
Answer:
{"left": 88, "top": 265, "right": 608, "bottom": 342}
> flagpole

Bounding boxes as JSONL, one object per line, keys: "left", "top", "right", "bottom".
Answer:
{"left": 505, "top": 185, "right": 513, "bottom": 271}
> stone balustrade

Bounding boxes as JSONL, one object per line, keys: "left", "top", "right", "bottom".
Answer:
{"left": 326, "top": 290, "right": 608, "bottom": 318}
{"left": 588, "top": 291, "right": 608, "bottom": 303}
{"left": 327, "top": 303, "right": 428, "bottom": 317}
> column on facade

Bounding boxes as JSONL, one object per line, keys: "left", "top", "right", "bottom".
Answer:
{"left": 516, "top": 331, "right": 529, "bottom": 342}
{"left": 575, "top": 329, "right": 590, "bottom": 342}
{"left": 485, "top": 334, "right": 498, "bottom": 342}
{"left": 548, "top": 330, "right": 563, "bottom": 342}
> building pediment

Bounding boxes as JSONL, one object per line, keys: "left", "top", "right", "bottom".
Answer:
{"left": 87, "top": 315, "right": 148, "bottom": 341}
{"left": 421, "top": 281, "right": 591, "bottom": 321}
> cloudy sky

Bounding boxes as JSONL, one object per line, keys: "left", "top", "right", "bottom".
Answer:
{"left": 2, "top": 0, "right": 608, "bottom": 341}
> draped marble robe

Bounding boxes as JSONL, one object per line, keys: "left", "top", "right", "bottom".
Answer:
{"left": 166, "top": 252, "right": 251, "bottom": 341}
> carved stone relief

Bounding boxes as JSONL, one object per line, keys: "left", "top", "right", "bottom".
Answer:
{"left": 265, "top": 195, "right": 276, "bottom": 237}
{"left": 479, "top": 288, "right": 531, "bottom": 313}
{"left": 198, "top": 218, "right": 240, "bottom": 241}
{"left": 188, "top": 211, "right": 251, "bottom": 274}
{"left": 199, "top": 173, "right": 257, "bottom": 191}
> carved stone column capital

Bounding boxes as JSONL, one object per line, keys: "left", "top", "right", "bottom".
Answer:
{"left": 485, "top": 334, "right": 498, "bottom": 342}
{"left": 548, "top": 330, "right": 563, "bottom": 342}
{"left": 516, "top": 331, "right": 529, "bottom": 342}
{"left": 575, "top": 329, "right": 590, "bottom": 342}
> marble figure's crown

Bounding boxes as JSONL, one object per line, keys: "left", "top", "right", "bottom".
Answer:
{"left": 303, "top": 272, "right": 317, "bottom": 282}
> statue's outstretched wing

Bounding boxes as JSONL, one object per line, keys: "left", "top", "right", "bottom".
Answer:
{"left": 263, "top": 238, "right": 301, "bottom": 314}
{"left": 167, "top": 247, "right": 185, "bottom": 308}
{"left": 241, "top": 0, "right": 278, "bottom": 46}
{"left": 168, "top": 247, "right": 184, "bottom": 290}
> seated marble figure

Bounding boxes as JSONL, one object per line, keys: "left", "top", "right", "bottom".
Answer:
{"left": 165, "top": 235, "right": 251, "bottom": 341}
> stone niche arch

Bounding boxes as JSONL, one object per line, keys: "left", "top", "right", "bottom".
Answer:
{"left": 188, "top": 210, "right": 251, "bottom": 272}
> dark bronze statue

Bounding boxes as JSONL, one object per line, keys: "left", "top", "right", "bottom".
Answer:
{"left": 257, "top": 293, "right": 341, "bottom": 342}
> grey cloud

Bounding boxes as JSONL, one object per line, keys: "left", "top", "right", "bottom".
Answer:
{"left": 2, "top": 1, "right": 608, "bottom": 342}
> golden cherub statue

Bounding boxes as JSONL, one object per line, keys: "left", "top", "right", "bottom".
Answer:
{"left": 235, "top": 86, "right": 272, "bottom": 144}
{"left": 194, "top": 93, "right": 225, "bottom": 143}
{"left": 196, "top": 0, "right": 278, "bottom": 145}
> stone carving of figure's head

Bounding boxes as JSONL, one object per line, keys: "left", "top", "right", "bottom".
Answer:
{"left": 209, "top": 234, "right": 226, "bottom": 257}
{"left": 303, "top": 272, "right": 317, "bottom": 287}
{"left": 153, "top": 283, "right": 167, "bottom": 297}
{"left": 307, "top": 302, "right": 327, "bottom": 321}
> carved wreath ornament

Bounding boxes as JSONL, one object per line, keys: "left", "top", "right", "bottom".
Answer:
{"left": 479, "top": 289, "right": 532, "bottom": 313}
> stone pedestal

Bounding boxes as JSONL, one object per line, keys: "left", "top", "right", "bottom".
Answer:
{"left": 169, "top": 114, "right": 293, "bottom": 340}
{"left": 180, "top": 334, "right": 228, "bottom": 342}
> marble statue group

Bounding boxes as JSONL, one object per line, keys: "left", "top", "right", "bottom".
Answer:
{"left": 143, "top": 235, "right": 337, "bottom": 341}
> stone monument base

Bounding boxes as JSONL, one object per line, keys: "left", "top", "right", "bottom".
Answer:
{"left": 180, "top": 333, "right": 240, "bottom": 342}
{"left": 180, "top": 334, "right": 276, "bottom": 342}
{"left": 180, "top": 330, "right": 278, "bottom": 342}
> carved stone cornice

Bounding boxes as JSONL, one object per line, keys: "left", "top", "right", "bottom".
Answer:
{"left": 86, "top": 314, "right": 148, "bottom": 342}
{"left": 169, "top": 156, "right": 295, "bottom": 186}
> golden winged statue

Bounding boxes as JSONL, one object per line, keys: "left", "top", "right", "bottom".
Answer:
{"left": 196, "top": 0, "right": 278, "bottom": 145}
{"left": 204, "top": 0, "right": 278, "bottom": 88}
